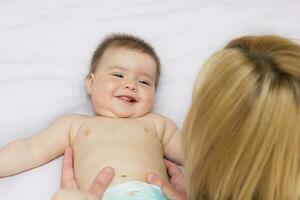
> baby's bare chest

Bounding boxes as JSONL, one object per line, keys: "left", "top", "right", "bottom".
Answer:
{"left": 72, "top": 117, "right": 162, "bottom": 149}
{"left": 71, "top": 116, "right": 167, "bottom": 189}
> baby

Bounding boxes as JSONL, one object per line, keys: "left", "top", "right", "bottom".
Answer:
{"left": 0, "top": 34, "right": 182, "bottom": 199}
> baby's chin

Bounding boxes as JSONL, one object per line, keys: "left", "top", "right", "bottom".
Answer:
{"left": 95, "top": 109, "right": 150, "bottom": 119}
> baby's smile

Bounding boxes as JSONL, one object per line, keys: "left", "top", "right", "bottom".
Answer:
{"left": 116, "top": 95, "right": 137, "bottom": 104}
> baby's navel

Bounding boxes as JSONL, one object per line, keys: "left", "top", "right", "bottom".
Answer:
{"left": 144, "top": 127, "right": 149, "bottom": 132}
{"left": 120, "top": 174, "right": 128, "bottom": 178}
{"left": 84, "top": 130, "right": 91, "bottom": 137}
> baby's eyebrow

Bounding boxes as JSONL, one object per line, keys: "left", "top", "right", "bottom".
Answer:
{"left": 140, "top": 72, "right": 154, "bottom": 81}
{"left": 107, "top": 66, "right": 127, "bottom": 71}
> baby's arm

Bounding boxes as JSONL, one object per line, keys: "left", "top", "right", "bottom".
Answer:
{"left": 0, "top": 115, "right": 80, "bottom": 177}
{"left": 161, "top": 117, "right": 183, "bottom": 166}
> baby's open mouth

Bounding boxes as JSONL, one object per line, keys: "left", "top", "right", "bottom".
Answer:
{"left": 116, "top": 95, "right": 137, "bottom": 103}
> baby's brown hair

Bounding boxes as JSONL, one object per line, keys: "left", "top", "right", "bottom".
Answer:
{"left": 89, "top": 33, "right": 161, "bottom": 87}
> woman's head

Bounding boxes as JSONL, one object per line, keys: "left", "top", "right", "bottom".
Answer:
{"left": 184, "top": 35, "right": 300, "bottom": 200}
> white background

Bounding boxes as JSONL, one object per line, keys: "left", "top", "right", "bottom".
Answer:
{"left": 0, "top": 0, "right": 300, "bottom": 199}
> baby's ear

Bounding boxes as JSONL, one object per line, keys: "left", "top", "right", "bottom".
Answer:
{"left": 86, "top": 73, "right": 95, "bottom": 95}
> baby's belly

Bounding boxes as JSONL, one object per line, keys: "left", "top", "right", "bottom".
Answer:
{"left": 73, "top": 141, "right": 167, "bottom": 190}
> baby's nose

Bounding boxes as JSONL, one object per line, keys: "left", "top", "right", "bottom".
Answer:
{"left": 124, "top": 82, "right": 138, "bottom": 91}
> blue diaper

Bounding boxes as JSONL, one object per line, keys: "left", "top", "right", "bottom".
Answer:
{"left": 102, "top": 181, "right": 168, "bottom": 200}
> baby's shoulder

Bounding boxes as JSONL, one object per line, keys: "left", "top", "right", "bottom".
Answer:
{"left": 52, "top": 114, "right": 92, "bottom": 131}
{"left": 143, "top": 112, "right": 164, "bottom": 121}
{"left": 144, "top": 113, "right": 177, "bottom": 128}
{"left": 146, "top": 112, "right": 174, "bottom": 122}
{"left": 141, "top": 113, "right": 178, "bottom": 140}
{"left": 57, "top": 113, "right": 90, "bottom": 123}
{"left": 55, "top": 114, "right": 92, "bottom": 142}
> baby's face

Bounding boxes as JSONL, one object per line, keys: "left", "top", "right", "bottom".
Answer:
{"left": 87, "top": 47, "right": 157, "bottom": 118}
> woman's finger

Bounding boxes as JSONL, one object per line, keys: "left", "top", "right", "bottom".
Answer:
{"left": 147, "top": 172, "right": 187, "bottom": 200}
{"left": 61, "top": 147, "right": 79, "bottom": 189}
{"left": 164, "top": 159, "right": 186, "bottom": 189}
{"left": 164, "top": 159, "right": 182, "bottom": 178}
{"left": 88, "top": 167, "right": 114, "bottom": 198}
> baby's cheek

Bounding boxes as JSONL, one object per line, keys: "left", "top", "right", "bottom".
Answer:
{"left": 146, "top": 92, "right": 155, "bottom": 105}
{"left": 142, "top": 97, "right": 154, "bottom": 112}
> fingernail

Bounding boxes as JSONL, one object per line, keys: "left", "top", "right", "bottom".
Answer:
{"left": 101, "top": 167, "right": 113, "bottom": 179}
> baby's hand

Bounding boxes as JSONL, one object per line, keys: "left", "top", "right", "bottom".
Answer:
{"left": 147, "top": 159, "right": 187, "bottom": 200}
{"left": 52, "top": 147, "right": 114, "bottom": 200}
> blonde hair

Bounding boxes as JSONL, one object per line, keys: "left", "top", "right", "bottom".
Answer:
{"left": 183, "top": 35, "right": 300, "bottom": 200}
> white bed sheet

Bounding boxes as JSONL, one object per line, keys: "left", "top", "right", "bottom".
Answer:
{"left": 1, "top": 0, "right": 300, "bottom": 199}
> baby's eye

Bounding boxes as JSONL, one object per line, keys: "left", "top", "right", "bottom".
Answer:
{"left": 111, "top": 73, "right": 124, "bottom": 78}
{"left": 139, "top": 80, "right": 150, "bottom": 86}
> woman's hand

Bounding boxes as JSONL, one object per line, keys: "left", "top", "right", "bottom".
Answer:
{"left": 147, "top": 159, "right": 187, "bottom": 200}
{"left": 52, "top": 147, "right": 115, "bottom": 200}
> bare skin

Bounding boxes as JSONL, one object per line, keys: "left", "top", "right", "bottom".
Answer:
{"left": 71, "top": 113, "right": 181, "bottom": 190}
{"left": 0, "top": 113, "right": 181, "bottom": 190}
{"left": 52, "top": 147, "right": 115, "bottom": 200}
{"left": 53, "top": 147, "right": 186, "bottom": 200}
{"left": 147, "top": 160, "right": 187, "bottom": 200}
{"left": 0, "top": 47, "right": 182, "bottom": 195}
